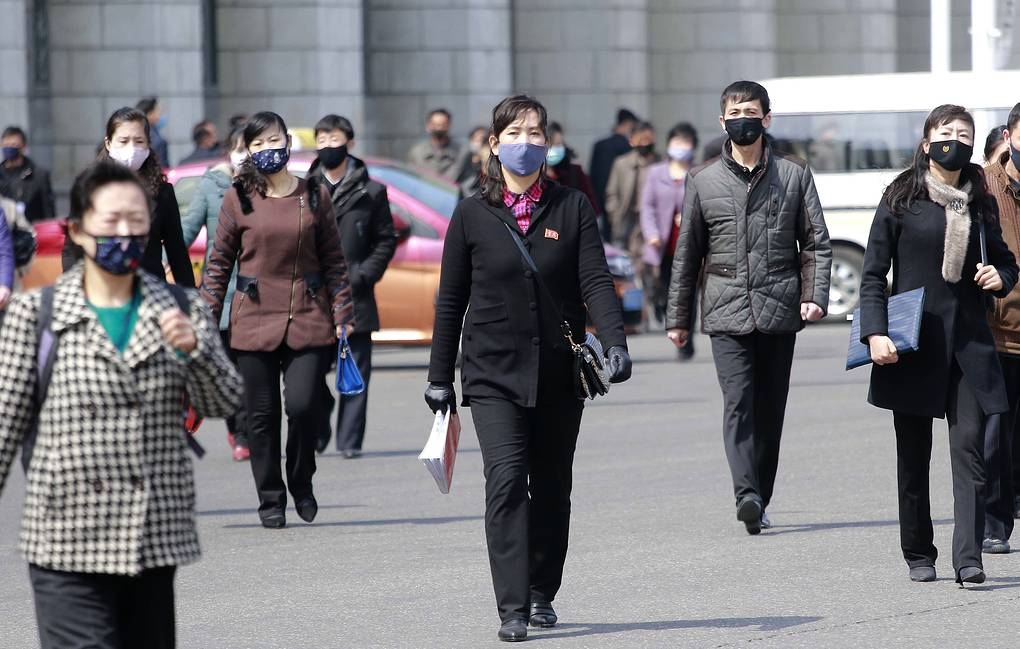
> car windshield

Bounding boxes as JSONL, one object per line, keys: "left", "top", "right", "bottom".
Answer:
{"left": 768, "top": 109, "right": 1010, "bottom": 172}
{"left": 368, "top": 164, "right": 459, "bottom": 217}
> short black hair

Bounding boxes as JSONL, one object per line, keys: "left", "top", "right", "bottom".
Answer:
{"left": 1008, "top": 103, "right": 1020, "bottom": 132}
{"left": 616, "top": 109, "right": 638, "bottom": 126}
{"left": 228, "top": 113, "right": 249, "bottom": 130}
{"left": 136, "top": 96, "right": 159, "bottom": 115}
{"left": 1, "top": 126, "right": 26, "bottom": 143}
{"left": 631, "top": 120, "right": 655, "bottom": 135}
{"left": 314, "top": 114, "right": 355, "bottom": 140}
{"left": 985, "top": 124, "right": 1007, "bottom": 161}
{"left": 720, "top": 80, "right": 770, "bottom": 115}
{"left": 548, "top": 121, "right": 564, "bottom": 136}
{"left": 67, "top": 160, "right": 150, "bottom": 226}
{"left": 427, "top": 108, "right": 451, "bottom": 121}
{"left": 191, "top": 120, "right": 214, "bottom": 144}
{"left": 667, "top": 122, "right": 699, "bottom": 149}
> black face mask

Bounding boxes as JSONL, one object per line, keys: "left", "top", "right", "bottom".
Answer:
{"left": 1009, "top": 144, "right": 1020, "bottom": 173}
{"left": 725, "top": 117, "right": 765, "bottom": 146}
{"left": 430, "top": 129, "right": 449, "bottom": 140}
{"left": 635, "top": 143, "right": 655, "bottom": 156}
{"left": 928, "top": 139, "right": 972, "bottom": 172}
{"left": 317, "top": 145, "right": 348, "bottom": 171}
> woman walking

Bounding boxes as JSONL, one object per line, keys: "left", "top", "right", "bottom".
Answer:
{"left": 859, "top": 104, "right": 1018, "bottom": 585}
{"left": 182, "top": 126, "right": 251, "bottom": 461}
{"left": 201, "top": 111, "right": 353, "bottom": 529}
{"left": 425, "top": 95, "right": 632, "bottom": 642}
{"left": 0, "top": 161, "right": 242, "bottom": 648}
{"left": 62, "top": 107, "right": 194, "bottom": 287}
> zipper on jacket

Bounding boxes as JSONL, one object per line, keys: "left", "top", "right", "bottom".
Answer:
{"left": 743, "top": 164, "right": 768, "bottom": 325}
{"left": 287, "top": 196, "right": 305, "bottom": 321}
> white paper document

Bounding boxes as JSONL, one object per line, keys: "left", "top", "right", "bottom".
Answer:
{"left": 418, "top": 409, "right": 461, "bottom": 494}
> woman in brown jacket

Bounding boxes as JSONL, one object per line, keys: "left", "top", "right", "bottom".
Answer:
{"left": 201, "top": 112, "right": 354, "bottom": 529}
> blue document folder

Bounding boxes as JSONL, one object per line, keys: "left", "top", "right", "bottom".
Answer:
{"left": 846, "top": 287, "right": 925, "bottom": 370}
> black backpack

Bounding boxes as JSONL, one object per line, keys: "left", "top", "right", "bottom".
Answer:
{"left": 22, "top": 283, "right": 204, "bottom": 471}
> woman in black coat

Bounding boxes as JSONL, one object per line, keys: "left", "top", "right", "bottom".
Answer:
{"left": 425, "top": 95, "right": 631, "bottom": 642}
{"left": 860, "top": 104, "right": 1018, "bottom": 585}
{"left": 61, "top": 107, "right": 195, "bottom": 287}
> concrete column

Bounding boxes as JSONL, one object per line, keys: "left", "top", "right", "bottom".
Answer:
{"left": 0, "top": 0, "right": 30, "bottom": 148}
{"left": 215, "top": 0, "right": 365, "bottom": 148}
{"left": 45, "top": 0, "right": 205, "bottom": 190}
{"left": 362, "top": 0, "right": 512, "bottom": 160}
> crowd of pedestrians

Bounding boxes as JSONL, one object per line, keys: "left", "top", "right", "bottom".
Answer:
{"left": 3, "top": 79, "right": 1020, "bottom": 645}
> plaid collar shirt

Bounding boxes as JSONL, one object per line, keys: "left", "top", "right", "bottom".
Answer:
{"left": 502, "top": 178, "right": 545, "bottom": 234}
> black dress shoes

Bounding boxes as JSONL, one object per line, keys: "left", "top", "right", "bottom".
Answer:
{"left": 908, "top": 566, "right": 936, "bottom": 582}
{"left": 736, "top": 497, "right": 763, "bottom": 535}
{"left": 296, "top": 497, "right": 318, "bottom": 523}
{"left": 957, "top": 567, "right": 986, "bottom": 585}
{"left": 260, "top": 512, "right": 286, "bottom": 529}
{"left": 498, "top": 618, "right": 528, "bottom": 642}
{"left": 529, "top": 602, "right": 557, "bottom": 628}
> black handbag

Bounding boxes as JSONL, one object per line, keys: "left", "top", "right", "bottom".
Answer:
{"left": 503, "top": 223, "right": 610, "bottom": 400}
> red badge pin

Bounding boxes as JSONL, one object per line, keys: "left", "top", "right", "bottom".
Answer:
{"left": 544, "top": 228, "right": 559, "bottom": 240}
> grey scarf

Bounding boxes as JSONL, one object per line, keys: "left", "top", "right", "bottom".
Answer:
{"left": 924, "top": 173, "right": 973, "bottom": 283}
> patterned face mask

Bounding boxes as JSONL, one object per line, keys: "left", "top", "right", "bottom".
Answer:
{"left": 84, "top": 234, "right": 148, "bottom": 275}
{"left": 250, "top": 147, "right": 290, "bottom": 174}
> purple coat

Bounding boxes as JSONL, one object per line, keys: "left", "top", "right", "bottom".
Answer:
{"left": 0, "top": 207, "right": 14, "bottom": 290}
{"left": 638, "top": 161, "right": 687, "bottom": 266}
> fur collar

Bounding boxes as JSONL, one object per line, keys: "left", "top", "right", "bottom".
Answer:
{"left": 925, "top": 173, "right": 972, "bottom": 283}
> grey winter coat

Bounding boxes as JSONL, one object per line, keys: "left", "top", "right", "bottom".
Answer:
{"left": 666, "top": 140, "right": 831, "bottom": 335}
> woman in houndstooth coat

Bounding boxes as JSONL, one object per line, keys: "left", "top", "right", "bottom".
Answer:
{"left": 0, "top": 161, "right": 243, "bottom": 649}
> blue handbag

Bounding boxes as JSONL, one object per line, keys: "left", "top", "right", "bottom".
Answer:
{"left": 336, "top": 330, "right": 366, "bottom": 396}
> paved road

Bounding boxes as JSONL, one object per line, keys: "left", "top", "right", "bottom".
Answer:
{"left": 2, "top": 324, "right": 1020, "bottom": 648}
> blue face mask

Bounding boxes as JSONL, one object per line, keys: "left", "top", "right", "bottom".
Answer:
{"left": 85, "top": 234, "right": 148, "bottom": 275}
{"left": 251, "top": 147, "right": 290, "bottom": 174}
{"left": 667, "top": 146, "right": 694, "bottom": 163}
{"left": 498, "top": 142, "right": 548, "bottom": 177}
{"left": 156, "top": 115, "right": 168, "bottom": 131}
{"left": 546, "top": 145, "right": 566, "bottom": 167}
{"left": 2, "top": 146, "right": 19, "bottom": 161}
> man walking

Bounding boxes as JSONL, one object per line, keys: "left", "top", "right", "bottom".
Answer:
{"left": 408, "top": 108, "right": 461, "bottom": 180}
{"left": 590, "top": 108, "right": 638, "bottom": 217}
{"left": 665, "top": 80, "right": 831, "bottom": 535}
{"left": 0, "top": 126, "right": 55, "bottom": 223}
{"left": 983, "top": 102, "right": 1020, "bottom": 554}
{"left": 311, "top": 114, "right": 397, "bottom": 457}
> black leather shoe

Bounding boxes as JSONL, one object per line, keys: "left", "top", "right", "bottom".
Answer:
{"left": 983, "top": 537, "right": 1010, "bottom": 554}
{"left": 958, "top": 567, "right": 986, "bottom": 585}
{"left": 260, "top": 512, "right": 286, "bottom": 529}
{"left": 908, "top": 566, "right": 936, "bottom": 582}
{"left": 736, "top": 497, "right": 762, "bottom": 535}
{"left": 296, "top": 497, "right": 318, "bottom": 523}
{"left": 315, "top": 435, "right": 330, "bottom": 454}
{"left": 498, "top": 619, "right": 527, "bottom": 642}
{"left": 529, "top": 602, "right": 557, "bottom": 628}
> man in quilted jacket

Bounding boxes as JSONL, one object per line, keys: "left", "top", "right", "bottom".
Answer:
{"left": 665, "top": 80, "right": 831, "bottom": 535}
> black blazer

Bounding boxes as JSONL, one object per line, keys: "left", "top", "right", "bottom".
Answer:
{"left": 60, "top": 182, "right": 195, "bottom": 288}
{"left": 310, "top": 157, "right": 396, "bottom": 333}
{"left": 428, "top": 182, "right": 627, "bottom": 407}
{"left": 859, "top": 196, "right": 1018, "bottom": 418}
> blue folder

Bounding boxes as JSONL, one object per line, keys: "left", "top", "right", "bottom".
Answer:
{"left": 846, "top": 287, "right": 925, "bottom": 370}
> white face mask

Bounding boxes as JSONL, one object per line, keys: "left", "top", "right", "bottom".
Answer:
{"left": 229, "top": 150, "right": 248, "bottom": 171}
{"left": 109, "top": 145, "right": 150, "bottom": 172}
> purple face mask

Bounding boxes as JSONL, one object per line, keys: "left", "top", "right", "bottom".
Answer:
{"left": 498, "top": 143, "right": 548, "bottom": 176}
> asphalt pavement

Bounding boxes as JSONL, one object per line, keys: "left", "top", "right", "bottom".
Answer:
{"left": 2, "top": 324, "right": 1020, "bottom": 648}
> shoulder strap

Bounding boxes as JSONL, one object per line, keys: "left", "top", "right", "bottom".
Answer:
{"left": 165, "top": 283, "right": 192, "bottom": 312}
{"left": 502, "top": 223, "right": 576, "bottom": 346}
{"left": 22, "top": 285, "right": 57, "bottom": 472}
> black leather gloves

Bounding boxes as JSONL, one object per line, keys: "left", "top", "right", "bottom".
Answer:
{"left": 606, "top": 346, "right": 632, "bottom": 383}
{"left": 424, "top": 382, "right": 456, "bottom": 413}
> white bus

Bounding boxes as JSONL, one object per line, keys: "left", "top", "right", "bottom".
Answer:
{"left": 762, "top": 70, "right": 1020, "bottom": 318}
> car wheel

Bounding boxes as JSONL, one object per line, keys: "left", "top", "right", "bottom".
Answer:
{"left": 828, "top": 245, "right": 864, "bottom": 320}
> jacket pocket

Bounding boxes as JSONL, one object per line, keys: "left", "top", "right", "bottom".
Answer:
{"left": 304, "top": 273, "right": 324, "bottom": 299}
{"left": 236, "top": 275, "right": 259, "bottom": 301}
{"left": 469, "top": 301, "right": 508, "bottom": 325}
{"left": 705, "top": 263, "right": 737, "bottom": 278}
{"left": 766, "top": 229, "right": 797, "bottom": 273}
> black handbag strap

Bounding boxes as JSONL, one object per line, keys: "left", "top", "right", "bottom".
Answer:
{"left": 502, "top": 223, "right": 577, "bottom": 346}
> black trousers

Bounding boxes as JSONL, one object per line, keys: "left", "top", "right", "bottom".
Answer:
{"left": 219, "top": 331, "right": 248, "bottom": 441}
{"left": 235, "top": 344, "right": 333, "bottom": 517}
{"left": 984, "top": 353, "right": 1020, "bottom": 541}
{"left": 894, "top": 363, "right": 986, "bottom": 575}
{"left": 30, "top": 564, "right": 175, "bottom": 649}
{"left": 335, "top": 332, "right": 373, "bottom": 451}
{"left": 470, "top": 396, "right": 585, "bottom": 623}
{"left": 710, "top": 331, "right": 796, "bottom": 509}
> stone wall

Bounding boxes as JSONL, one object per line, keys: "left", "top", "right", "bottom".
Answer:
{"left": 0, "top": 0, "right": 29, "bottom": 151}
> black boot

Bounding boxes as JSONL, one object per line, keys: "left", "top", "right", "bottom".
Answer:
{"left": 498, "top": 619, "right": 527, "bottom": 642}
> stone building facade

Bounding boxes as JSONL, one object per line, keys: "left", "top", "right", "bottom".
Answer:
{"left": 0, "top": 0, "right": 1012, "bottom": 197}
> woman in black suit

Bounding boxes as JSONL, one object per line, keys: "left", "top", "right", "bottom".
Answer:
{"left": 860, "top": 104, "right": 1018, "bottom": 585}
{"left": 426, "top": 95, "right": 631, "bottom": 642}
